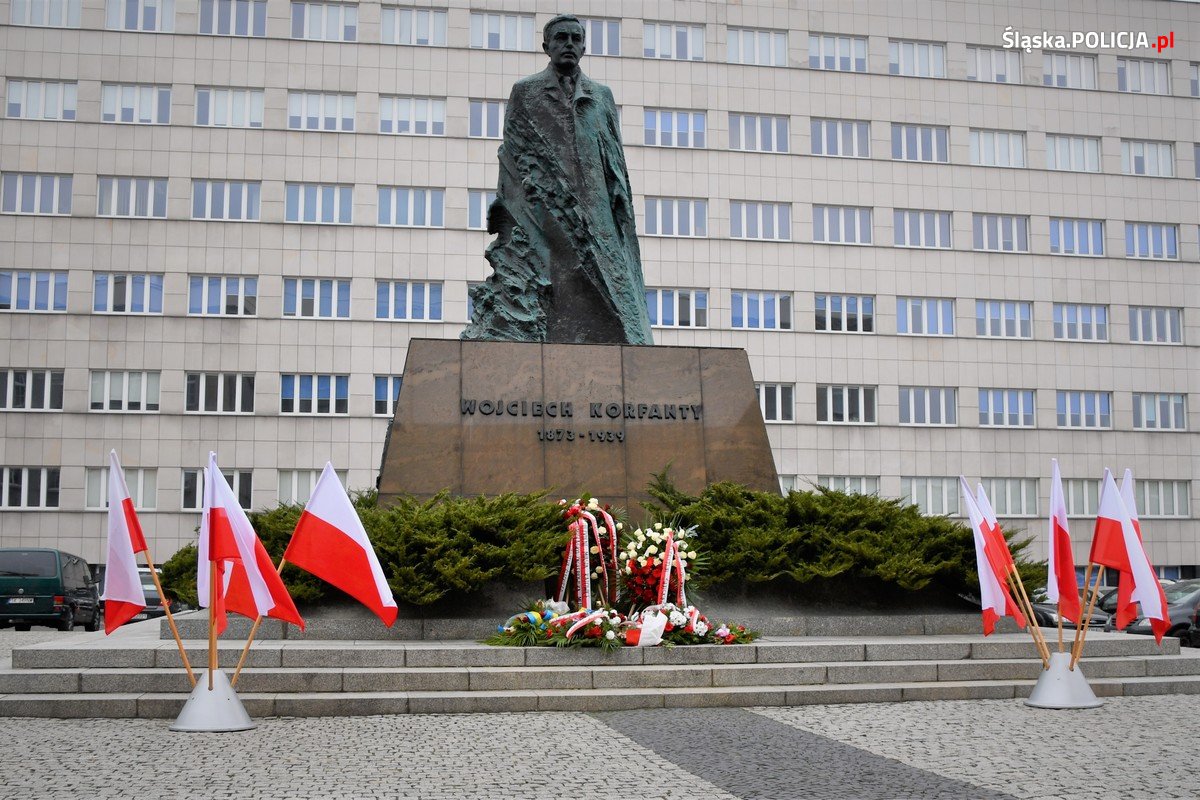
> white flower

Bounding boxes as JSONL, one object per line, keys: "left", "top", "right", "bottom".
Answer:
{"left": 646, "top": 545, "right": 658, "bottom": 555}
{"left": 624, "top": 566, "right": 632, "bottom": 574}
{"left": 652, "top": 557, "right": 661, "bottom": 566}
{"left": 695, "top": 621, "right": 709, "bottom": 636}
{"left": 590, "top": 545, "right": 600, "bottom": 554}
{"left": 669, "top": 611, "right": 687, "bottom": 626}
{"left": 588, "top": 498, "right": 600, "bottom": 509}
{"left": 637, "top": 558, "right": 647, "bottom": 567}
{"left": 635, "top": 531, "right": 645, "bottom": 541}
{"left": 605, "top": 630, "right": 616, "bottom": 640}
{"left": 650, "top": 532, "right": 662, "bottom": 543}
{"left": 654, "top": 523, "right": 663, "bottom": 530}
{"left": 616, "top": 522, "right": 623, "bottom": 530}
{"left": 688, "top": 551, "right": 697, "bottom": 560}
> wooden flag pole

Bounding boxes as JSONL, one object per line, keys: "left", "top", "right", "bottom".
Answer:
{"left": 1070, "top": 562, "right": 1096, "bottom": 654}
{"left": 207, "top": 560, "right": 218, "bottom": 691}
{"left": 230, "top": 557, "right": 287, "bottom": 687}
{"left": 1010, "top": 566, "right": 1051, "bottom": 658}
{"left": 1071, "top": 565, "right": 1106, "bottom": 669}
{"left": 142, "top": 552, "right": 195, "bottom": 687}
{"left": 1007, "top": 572, "right": 1050, "bottom": 667}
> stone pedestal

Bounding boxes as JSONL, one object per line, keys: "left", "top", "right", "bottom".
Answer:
{"left": 378, "top": 339, "right": 778, "bottom": 514}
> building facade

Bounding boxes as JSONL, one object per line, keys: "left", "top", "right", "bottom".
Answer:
{"left": 1, "top": 0, "right": 1198, "bottom": 575}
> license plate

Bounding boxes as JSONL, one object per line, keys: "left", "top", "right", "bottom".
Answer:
{"left": 132, "top": 613, "right": 148, "bottom": 620}
{"left": 7, "top": 598, "right": 34, "bottom": 604}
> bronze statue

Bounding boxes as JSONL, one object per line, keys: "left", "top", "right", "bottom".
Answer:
{"left": 462, "top": 14, "right": 654, "bottom": 345}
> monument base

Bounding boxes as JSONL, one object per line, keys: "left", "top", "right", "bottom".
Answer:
{"left": 379, "top": 339, "right": 779, "bottom": 514}
{"left": 1024, "top": 651, "right": 1104, "bottom": 709}
{"left": 169, "top": 669, "right": 257, "bottom": 732}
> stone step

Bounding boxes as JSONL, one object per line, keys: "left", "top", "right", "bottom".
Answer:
{"left": 3, "top": 674, "right": 1199, "bottom": 718}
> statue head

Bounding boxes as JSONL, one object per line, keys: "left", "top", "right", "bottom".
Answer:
{"left": 542, "top": 14, "right": 585, "bottom": 72}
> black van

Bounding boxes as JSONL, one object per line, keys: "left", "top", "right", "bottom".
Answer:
{"left": 0, "top": 548, "right": 102, "bottom": 631}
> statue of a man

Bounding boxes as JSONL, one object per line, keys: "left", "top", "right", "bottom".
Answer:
{"left": 462, "top": 14, "right": 654, "bottom": 345}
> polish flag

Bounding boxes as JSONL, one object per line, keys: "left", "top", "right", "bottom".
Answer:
{"left": 960, "top": 477, "right": 1026, "bottom": 634}
{"left": 284, "top": 463, "right": 397, "bottom": 626}
{"left": 101, "top": 451, "right": 148, "bottom": 634}
{"left": 1088, "top": 469, "right": 1169, "bottom": 642}
{"left": 1045, "top": 459, "right": 1082, "bottom": 623}
{"left": 975, "top": 483, "right": 1017, "bottom": 578}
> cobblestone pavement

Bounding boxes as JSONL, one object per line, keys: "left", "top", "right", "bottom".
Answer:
{"left": 0, "top": 696, "right": 1192, "bottom": 799}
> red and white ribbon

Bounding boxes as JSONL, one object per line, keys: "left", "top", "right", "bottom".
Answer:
{"left": 565, "top": 610, "right": 607, "bottom": 638}
{"left": 655, "top": 530, "right": 688, "bottom": 606}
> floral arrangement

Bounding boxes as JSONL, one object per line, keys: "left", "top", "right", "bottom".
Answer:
{"left": 620, "top": 522, "right": 703, "bottom": 606}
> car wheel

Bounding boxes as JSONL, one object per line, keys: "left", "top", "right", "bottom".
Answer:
{"left": 14, "top": 624, "right": 31, "bottom": 632}
{"left": 84, "top": 607, "right": 102, "bottom": 632}
{"left": 57, "top": 609, "right": 75, "bottom": 632}
{"left": 1168, "top": 625, "right": 1188, "bottom": 643}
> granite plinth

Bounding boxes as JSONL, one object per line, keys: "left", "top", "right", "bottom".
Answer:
{"left": 379, "top": 340, "right": 778, "bottom": 513}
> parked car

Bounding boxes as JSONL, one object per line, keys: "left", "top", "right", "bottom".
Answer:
{"left": 1185, "top": 605, "right": 1200, "bottom": 648}
{"left": 132, "top": 567, "right": 182, "bottom": 621}
{"left": 1030, "top": 601, "right": 1108, "bottom": 629}
{"left": 1107, "top": 579, "right": 1200, "bottom": 643}
{"left": 0, "top": 548, "right": 102, "bottom": 632}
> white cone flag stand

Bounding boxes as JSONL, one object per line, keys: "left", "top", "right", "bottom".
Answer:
{"left": 1024, "top": 651, "right": 1104, "bottom": 709}
{"left": 169, "top": 668, "right": 256, "bottom": 732}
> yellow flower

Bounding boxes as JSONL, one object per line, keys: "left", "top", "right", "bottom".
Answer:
{"left": 688, "top": 551, "right": 697, "bottom": 559}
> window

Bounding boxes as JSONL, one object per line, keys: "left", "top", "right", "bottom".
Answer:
{"left": 380, "top": 96, "right": 444, "bottom": 135}
{"left": 579, "top": 17, "right": 619, "bottom": 56}
{"left": 1056, "top": 390, "right": 1112, "bottom": 429}
{"left": 1053, "top": 303, "right": 1108, "bottom": 341}
{"left": 0, "top": 369, "right": 63, "bottom": 410}
{"left": 381, "top": 7, "right": 446, "bottom": 46}
{"left": 1135, "top": 480, "right": 1190, "bottom": 518}
{"left": 6, "top": 80, "right": 77, "bottom": 120}
{"left": 899, "top": 386, "right": 957, "bottom": 426}
{"left": 191, "top": 180, "right": 261, "bottom": 221}
{"left": 374, "top": 375, "right": 402, "bottom": 416}
{"left": 1045, "top": 134, "right": 1101, "bottom": 173}
{"left": 1193, "top": 63, "right": 1199, "bottom": 97}
{"left": 185, "top": 372, "right": 255, "bottom": 413}
{"left": 645, "top": 288, "right": 707, "bottom": 328}
{"left": 727, "top": 27, "right": 786, "bottom": 67}
{"left": 199, "top": 0, "right": 265, "bottom": 36}
{"left": 0, "top": 467, "right": 59, "bottom": 509}
{"left": 285, "top": 183, "right": 353, "bottom": 224}
{"left": 815, "top": 294, "right": 874, "bottom": 333}
{"left": 1047, "top": 217, "right": 1104, "bottom": 256}
{"left": 755, "top": 383, "right": 794, "bottom": 422}
{"left": 897, "top": 297, "right": 954, "bottom": 336}
{"left": 85, "top": 467, "right": 156, "bottom": 510}
{"left": 1042, "top": 53, "right": 1096, "bottom": 89}
{"left": 105, "top": 0, "right": 173, "bottom": 31}
{"left": 1121, "top": 140, "right": 1173, "bottom": 177}
{"left": 1133, "top": 393, "right": 1186, "bottom": 431}
{"left": 0, "top": 270, "right": 68, "bottom": 312}
{"left": 1196, "top": 143, "right": 1200, "bottom": 179}
{"left": 89, "top": 370, "right": 160, "bottom": 412}
{"left": 972, "top": 213, "right": 1029, "bottom": 252}
{"left": 96, "top": 176, "right": 167, "bottom": 219}
{"left": 1125, "top": 222, "right": 1178, "bottom": 260}
{"left": 644, "top": 109, "right": 706, "bottom": 148}
{"left": 901, "top": 477, "right": 958, "bottom": 516}
{"left": 978, "top": 389, "right": 1035, "bottom": 428}
{"left": 468, "top": 190, "right": 496, "bottom": 230}
{"left": 182, "top": 468, "right": 251, "bottom": 511}
{"left": 187, "top": 275, "right": 258, "bottom": 316}
{"left": 817, "top": 385, "right": 876, "bottom": 424}
{"left": 966, "top": 45, "right": 1020, "bottom": 83}
{"left": 731, "top": 291, "right": 791, "bottom": 330}
{"left": 291, "top": 1, "right": 356, "bottom": 41}
{"left": 812, "top": 205, "right": 871, "bottom": 244}
{"left": 891, "top": 123, "right": 948, "bottom": 163}
{"left": 643, "top": 22, "right": 703, "bottom": 61}
{"left": 808, "top": 34, "right": 866, "bottom": 72}
{"left": 728, "top": 113, "right": 788, "bottom": 153}
{"left": 93, "top": 272, "right": 163, "bottom": 314}
{"left": 468, "top": 11, "right": 533, "bottom": 51}
{"left": 1, "top": 173, "right": 72, "bottom": 215}
{"left": 378, "top": 187, "right": 444, "bottom": 228}
{"left": 10, "top": 0, "right": 81, "bottom": 26}
{"left": 888, "top": 39, "right": 946, "bottom": 78}
{"left": 279, "top": 468, "right": 347, "bottom": 505}
{"left": 195, "top": 87, "right": 264, "bottom": 127}
{"left": 1117, "top": 58, "right": 1170, "bottom": 95}
{"left": 894, "top": 209, "right": 951, "bottom": 249}
{"left": 375, "top": 280, "right": 443, "bottom": 321}
{"left": 969, "top": 129, "right": 1025, "bottom": 168}
{"left": 283, "top": 278, "right": 350, "bottom": 318}
{"left": 980, "top": 478, "right": 1038, "bottom": 517}
{"left": 280, "top": 374, "right": 349, "bottom": 414}
{"left": 1063, "top": 478, "right": 1099, "bottom": 517}
{"left": 468, "top": 100, "right": 505, "bottom": 139}
{"left": 731, "top": 201, "right": 791, "bottom": 241}
{"left": 644, "top": 198, "right": 707, "bottom": 237}
{"left": 287, "top": 92, "right": 355, "bottom": 132}
{"left": 817, "top": 475, "right": 879, "bottom": 495}
{"left": 810, "top": 118, "right": 869, "bottom": 158}
{"left": 975, "top": 300, "right": 1031, "bottom": 339}
{"left": 1129, "top": 306, "right": 1182, "bottom": 344}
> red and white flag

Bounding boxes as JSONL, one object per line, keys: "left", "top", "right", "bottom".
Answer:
{"left": 1088, "top": 469, "right": 1169, "bottom": 642}
{"left": 960, "top": 477, "right": 1025, "bottom": 634}
{"left": 975, "top": 483, "right": 1018, "bottom": 578}
{"left": 1046, "top": 459, "right": 1081, "bottom": 623}
{"left": 197, "top": 453, "right": 304, "bottom": 634}
{"left": 284, "top": 463, "right": 397, "bottom": 626}
{"left": 100, "top": 450, "right": 148, "bottom": 634}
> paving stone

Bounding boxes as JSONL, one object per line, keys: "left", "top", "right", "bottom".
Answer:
{"left": 341, "top": 668, "right": 468, "bottom": 692}
{"left": 279, "top": 646, "right": 406, "bottom": 668}
{"left": 662, "top": 687, "right": 787, "bottom": 708}
{"left": 866, "top": 641, "right": 971, "bottom": 661}
{"left": 0, "top": 670, "right": 79, "bottom": 693}
{"left": 536, "top": 687, "right": 666, "bottom": 712}
{"left": 640, "top": 644, "right": 755, "bottom": 665}
{"left": 235, "top": 668, "right": 345, "bottom": 693}
{"left": 804, "top": 614, "right": 925, "bottom": 636}
{"left": 80, "top": 669, "right": 194, "bottom": 694}
{"left": 900, "top": 682, "right": 1017, "bottom": 701}
{"left": 754, "top": 642, "right": 864, "bottom": 662}
{"left": 0, "top": 694, "right": 138, "bottom": 718}
{"left": 158, "top": 646, "right": 281, "bottom": 670}
{"left": 406, "top": 691, "right": 538, "bottom": 714}
{"left": 785, "top": 685, "right": 905, "bottom": 704}
{"left": 273, "top": 693, "right": 408, "bottom": 717}
{"left": 11, "top": 648, "right": 155, "bottom": 670}
{"left": 711, "top": 663, "right": 825, "bottom": 687}
{"left": 827, "top": 661, "right": 938, "bottom": 684}
{"left": 522, "top": 647, "right": 644, "bottom": 667}
{"left": 468, "top": 666, "right": 592, "bottom": 691}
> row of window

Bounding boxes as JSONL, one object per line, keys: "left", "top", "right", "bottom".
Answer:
{"left": 3, "top": 271, "right": 1187, "bottom": 348}
{"left": 12, "top": 0, "right": 1200, "bottom": 100}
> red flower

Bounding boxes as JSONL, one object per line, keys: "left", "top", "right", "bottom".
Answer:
{"left": 664, "top": 622, "right": 674, "bottom": 632}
